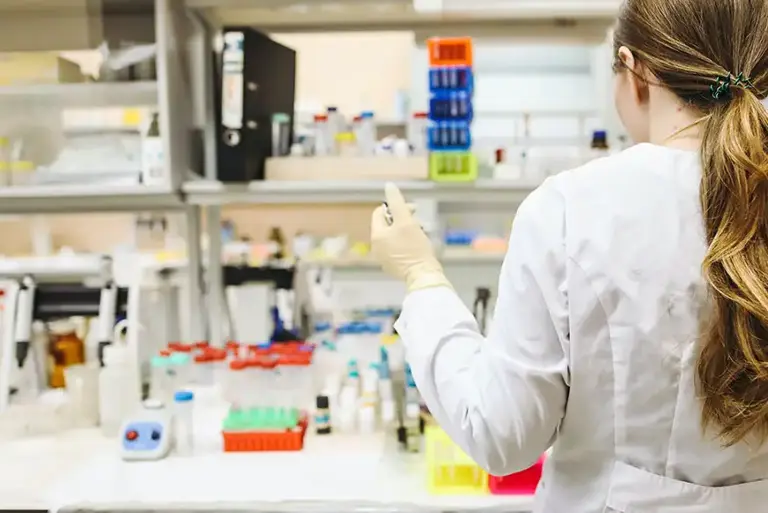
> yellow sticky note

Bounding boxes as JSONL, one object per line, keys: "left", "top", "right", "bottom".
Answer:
{"left": 122, "top": 108, "right": 143, "bottom": 127}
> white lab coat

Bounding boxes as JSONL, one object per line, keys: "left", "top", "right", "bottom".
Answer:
{"left": 394, "top": 144, "right": 768, "bottom": 513}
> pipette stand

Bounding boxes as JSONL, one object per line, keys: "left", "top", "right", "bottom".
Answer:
{"left": 0, "top": 256, "right": 141, "bottom": 415}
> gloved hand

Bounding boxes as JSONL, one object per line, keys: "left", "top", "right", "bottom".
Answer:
{"left": 370, "top": 182, "right": 452, "bottom": 292}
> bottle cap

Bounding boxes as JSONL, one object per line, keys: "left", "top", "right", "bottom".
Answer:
{"left": 314, "top": 114, "right": 329, "bottom": 121}
{"left": 361, "top": 111, "right": 374, "bottom": 118}
{"left": 413, "top": 112, "right": 428, "bottom": 118}
{"left": 174, "top": 390, "right": 194, "bottom": 402}
{"left": 326, "top": 106, "right": 338, "bottom": 112}
{"left": 151, "top": 355, "right": 168, "bottom": 367}
{"left": 229, "top": 359, "right": 248, "bottom": 371}
{"left": 144, "top": 398, "right": 165, "bottom": 409}
{"left": 169, "top": 353, "right": 191, "bottom": 366}
{"left": 314, "top": 322, "right": 332, "bottom": 332}
{"left": 316, "top": 395, "right": 330, "bottom": 409}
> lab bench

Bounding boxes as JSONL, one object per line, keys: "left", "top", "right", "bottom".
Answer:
{"left": 0, "top": 430, "right": 534, "bottom": 512}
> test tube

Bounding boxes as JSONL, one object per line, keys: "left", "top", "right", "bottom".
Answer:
{"left": 227, "top": 360, "right": 248, "bottom": 410}
{"left": 173, "top": 390, "right": 194, "bottom": 457}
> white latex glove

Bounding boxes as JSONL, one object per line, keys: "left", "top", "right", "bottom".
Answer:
{"left": 370, "top": 183, "right": 452, "bottom": 292}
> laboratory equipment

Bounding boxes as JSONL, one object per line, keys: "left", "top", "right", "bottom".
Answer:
{"left": 488, "top": 456, "right": 545, "bottom": 495}
{"left": 357, "top": 111, "right": 376, "bottom": 156}
{"left": 192, "top": 346, "right": 227, "bottom": 386}
{"left": 0, "top": 256, "right": 139, "bottom": 416}
{"left": 172, "top": 390, "right": 194, "bottom": 456}
{"left": 425, "top": 424, "right": 488, "bottom": 495}
{"left": 48, "top": 320, "right": 85, "bottom": 388}
{"left": 141, "top": 112, "right": 164, "bottom": 185}
{"left": 398, "top": 363, "right": 423, "bottom": 453}
{"left": 313, "top": 114, "right": 331, "bottom": 156}
{"left": 63, "top": 363, "right": 100, "bottom": 427}
{"left": 473, "top": 287, "right": 492, "bottom": 335}
{"left": 358, "top": 366, "right": 379, "bottom": 433}
{"left": 220, "top": 342, "right": 312, "bottom": 451}
{"left": 120, "top": 399, "right": 172, "bottom": 461}
{"left": 427, "top": 37, "right": 477, "bottom": 183}
{"left": 588, "top": 130, "right": 611, "bottom": 161}
{"left": 315, "top": 394, "right": 331, "bottom": 434}
{"left": 149, "top": 353, "right": 173, "bottom": 404}
{"left": 408, "top": 112, "right": 429, "bottom": 154}
{"left": 99, "top": 342, "right": 142, "bottom": 436}
{"left": 383, "top": 202, "right": 394, "bottom": 225}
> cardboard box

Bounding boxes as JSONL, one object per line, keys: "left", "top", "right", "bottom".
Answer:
{"left": 265, "top": 155, "right": 429, "bottom": 181}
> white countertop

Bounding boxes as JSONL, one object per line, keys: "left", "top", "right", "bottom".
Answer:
{"left": 1, "top": 429, "right": 535, "bottom": 512}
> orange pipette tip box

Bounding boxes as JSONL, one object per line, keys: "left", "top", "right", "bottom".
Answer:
{"left": 427, "top": 37, "right": 473, "bottom": 67}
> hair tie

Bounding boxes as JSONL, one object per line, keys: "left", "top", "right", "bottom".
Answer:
{"left": 710, "top": 72, "right": 755, "bottom": 101}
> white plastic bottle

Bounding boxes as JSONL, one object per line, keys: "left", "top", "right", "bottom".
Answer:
{"left": 357, "top": 111, "right": 376, "bottom": 156}
{"left": 408, "top": 112, "right": 429, "bottom": 155}
{"left": 313, "top": 114, "right": 330, "bottom": 156}
{"left": 141, "top": 112, "right": 164, "bottom": 186}
{"left": 99, "top": 344, "right": 141, "bottom": 436}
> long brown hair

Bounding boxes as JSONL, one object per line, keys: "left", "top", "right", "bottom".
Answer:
{"left": 615, "top": 0, "right": 768, "bottom": 446}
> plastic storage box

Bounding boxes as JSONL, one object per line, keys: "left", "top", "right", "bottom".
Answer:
{"left": 427, "top": 37, "right": 474, "bottom": 67}
{"left": 488, "top": 456, "right": 545, "bottom": 495}
{"left": 425, "top": 425, "right": 488, "bottom": 495}
{"left": 429, "top": 152, "right": 478, "bottom": 182}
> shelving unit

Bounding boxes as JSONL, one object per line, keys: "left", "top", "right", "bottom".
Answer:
{"left": 0, "top": 184, "right": 183, "bottom": 214}
{"left": 0, "top": 0, "right": 619, "bottom": 351}
{"left": 183, "top": 178, "right": 539, "bottom": 205}
{"left": 0, "top": 81, "right": 159, "bottom": 108}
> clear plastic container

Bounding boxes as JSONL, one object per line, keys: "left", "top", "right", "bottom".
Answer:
{"left": 173, "top": 390, "right": 194, "bottom": 456}
{"left": 193, "top": 347, "right": 227, "bottom": 386}
{"left": 150, "top": 355, "right": 174, "bottom": 405}
{"left": 278, "top": 351, "right": 313, "bottom": 411}
{"left": 313, "top": 114, "right": 331, "bottom": 156}
{"left": 168, "top": 352, "right": 192, "bottom": 390}
{"left": 99, "top": 345, "right": 141, "bottom": 437}
{"left": 226, "top": 360, "right": 249, "bottom": 410}
{"left": 357, "top": 111, "right": 376, "bottom": 156}
{"left": 408, "top": 112, "right": 429, "bottom": 155}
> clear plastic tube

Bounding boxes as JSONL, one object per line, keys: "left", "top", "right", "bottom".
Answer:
{"left": 173, "top": 390, "right": 194, "bottom": 456}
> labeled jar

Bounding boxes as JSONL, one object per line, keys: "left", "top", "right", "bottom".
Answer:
{"left": 315, "top": 394, "right": 331, "bottom": 435}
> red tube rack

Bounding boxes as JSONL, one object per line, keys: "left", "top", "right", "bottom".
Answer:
{"left": 488, "top": 457, "right": 545, "bottom": 495}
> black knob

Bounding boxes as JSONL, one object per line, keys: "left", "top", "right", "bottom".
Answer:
{"left": 151, "top": 430, "right": 161, "bottom": 441}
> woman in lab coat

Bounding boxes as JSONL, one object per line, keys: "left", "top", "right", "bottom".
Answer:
{"left": 370, "top": 1, "right": 768, "bottom": 511}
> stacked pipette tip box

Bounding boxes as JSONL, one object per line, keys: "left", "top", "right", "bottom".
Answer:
{"left": 426, "top": 37, "right": 478, "bottom": 182}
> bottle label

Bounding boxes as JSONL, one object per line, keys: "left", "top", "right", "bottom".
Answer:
{"left": 315, "top": 413, "right": 330, "bottom": 427}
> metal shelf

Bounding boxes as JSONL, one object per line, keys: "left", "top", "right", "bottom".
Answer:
{"left": 0, "top": 184, "right": 183, "bottom": 214}
{"left": 183, "top": 179, "right": 539, "bottom": 205}
{"left": 0, "top": 81, "right": 158, "bottom": 108}
{"left": 186, "top": 0, "right": 616, "bottom": 37}
{"left": 304, "top": 249, "right": 505, "bottom": 270}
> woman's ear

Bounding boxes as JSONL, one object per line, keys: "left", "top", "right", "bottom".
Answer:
{"left": 618, "top": 46, "right": 650, "bottom": 105}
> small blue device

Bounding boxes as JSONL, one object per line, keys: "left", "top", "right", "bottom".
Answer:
{"left": 119, "top": 402, "right": 172, "bottom": 461}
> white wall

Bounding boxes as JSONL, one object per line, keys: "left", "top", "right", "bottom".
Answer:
{"left": 272, "top": 31, "right": 415, "bottom": 120}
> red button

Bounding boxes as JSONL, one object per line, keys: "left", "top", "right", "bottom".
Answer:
{"left": 125, "top": 430, "right": 138, "bottom": 441}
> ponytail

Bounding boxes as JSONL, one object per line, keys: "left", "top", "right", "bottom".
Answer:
{"left": 698, "top": 89, "right": 768, "bottom": 446}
